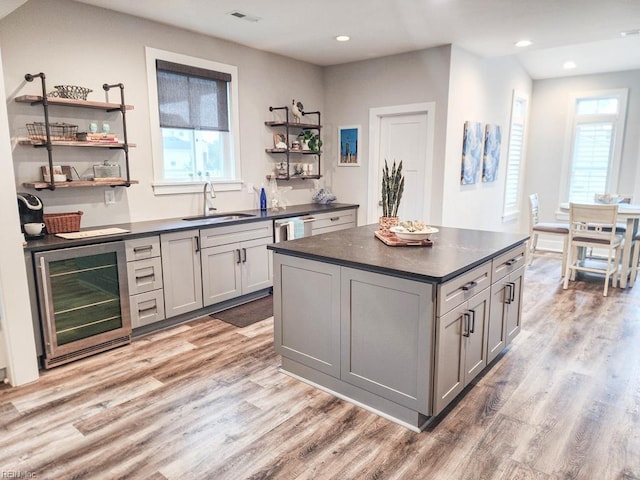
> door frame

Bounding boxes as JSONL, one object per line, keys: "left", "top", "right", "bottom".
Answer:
{"left": 367, "top": 102, "right": 436, "bottom": 224}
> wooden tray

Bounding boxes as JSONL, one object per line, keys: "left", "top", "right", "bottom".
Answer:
{"left": 374, "top": 230, "right": 433, "bottom": 247}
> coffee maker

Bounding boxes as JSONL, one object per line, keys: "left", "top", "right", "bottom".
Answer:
{"left": 17, "top": 192, "right": 45, "bottom": 237}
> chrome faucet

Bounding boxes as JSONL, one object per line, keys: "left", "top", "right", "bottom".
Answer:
{"left": 203, "top": 180, "right": 217, "bottom": 216}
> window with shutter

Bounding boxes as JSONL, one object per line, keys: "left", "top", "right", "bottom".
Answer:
{"left": 502, "top": 92, "right": 528, "bottom": 222}
{"left": 563, "top": 89, "right": 627, "bottom": 204}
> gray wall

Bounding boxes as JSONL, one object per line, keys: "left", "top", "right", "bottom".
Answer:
{"left": 525, "top": 70, "right": 640, "bottom": 226}
{"left": 1, "top": 0, "right": 324, "bottom": 227}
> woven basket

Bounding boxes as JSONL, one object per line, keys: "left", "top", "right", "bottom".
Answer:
{"left": 44, "top": 211, "right": 83, "bottom": 234}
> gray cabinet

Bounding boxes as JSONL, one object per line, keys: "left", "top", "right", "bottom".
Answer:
{"left": 274, "top": 255, "right": 341, "bottom": 377}
{"left": 273, "top": 254, "right": 434, "bottom": 412}
{"left": 201, "top": 221, "right": 273, "bottom": 306}
{"left": 433, "top": 287, "right": 490, "bottom": 415}
{"left": 487, "top": 245, "right": 526, "bottom": 363}
{"left": 311, "top": 208, "right": 357, "bottom": 235}
{"left": 160, "top": 230, "right": 203, "bottom": 317}
{"left": 433, "top": 261, "right": 492, "bottom": 415}
{"left": 340, "top": 267, "right": 433, "bottom": 412}
{"left": 126, "top": 236, "right": 165, "bottom": 328}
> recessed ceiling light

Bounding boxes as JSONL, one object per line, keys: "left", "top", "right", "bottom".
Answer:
{"left": 515, "top": 40, "right": 532, "bottom": 48}
{"left": 620, "top": 29, "right": 640, "bottom": 37}
{"left": 335, "top": 35, "right": 350, "bottom": 42}
{"left": 563, "top": 61, "right": 577, "bottom": 70}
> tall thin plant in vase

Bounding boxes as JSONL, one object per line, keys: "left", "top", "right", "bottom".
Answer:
{"left": 380, "top": 159, "right": 404, "bottom": 236}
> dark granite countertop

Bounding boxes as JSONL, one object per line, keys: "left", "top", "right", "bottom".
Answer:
{"left": 267, "top": 223, "right": 529, "bottom": 284}
{"left": 24, "top": 203, "right": 358, "bottom": 253}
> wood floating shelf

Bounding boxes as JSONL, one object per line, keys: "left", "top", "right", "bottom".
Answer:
{"left": 23, "top": 180, "right": 139, "bottom": 189}
{"left": 18, "top": 139, "right": 135, "bottom": 148}
{"left": 264, "top": 121, "right": 321, "bottom": 129}
{"left": 15, "top": 95, "right": 134, "bottom": 111}
{"left": 265, "top": 148, "right": 321, "bottom": 155}
{"left": 267, "top": 175, "right": 321, "bottom": 180}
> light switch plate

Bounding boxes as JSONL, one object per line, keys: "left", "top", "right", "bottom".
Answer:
{"left": 247, "top": 183, "right": 254, "bottom": 194}
{"left": 104, "top": 189, "right": 115, "bottom": 205}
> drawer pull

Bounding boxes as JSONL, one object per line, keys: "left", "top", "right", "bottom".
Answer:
{"left": 133, "top": 245, "right": 153, "bottom": 253}
{"left": 139, "top": 304, "right": 158, "bottom": 314}
{"left": 330, "top": 217, "right": 340, "bottom": 221}
{"left": 506, "top": 258, "right": 519, "bottom": 266}
{"left": 135, "top": 273, "right": 155, "bottom": 284}
{"left": 461, "top": 280, "right": 477, "bottom": 291}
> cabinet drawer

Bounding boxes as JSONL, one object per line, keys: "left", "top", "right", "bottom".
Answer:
{"left": 200, "top": 220, "right": 273, "bottom": 249}
{"left": 492, "top": 244, "right": 527, "bottom": 283}
{"left": 437, "top": 261, "right": 492, "bottom": 317}
{"left": 125, "top": 236, "right": 161, "bottom": 262}
{"left": 312, "top": 210, "right": 356, "bottom": 231}
{"left": 127, "top": 257, "right": 163, "bottom": 295}
{"left": 130, "top": 289, "right": 165, "bottom": 328}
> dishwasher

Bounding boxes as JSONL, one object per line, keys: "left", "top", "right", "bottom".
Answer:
{"left": 274, "top": 216, "right": 314, "bottom": 242}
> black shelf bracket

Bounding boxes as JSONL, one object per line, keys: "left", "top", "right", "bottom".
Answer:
{"left": 25, "top": 72, "right": 55, "bottom": 191}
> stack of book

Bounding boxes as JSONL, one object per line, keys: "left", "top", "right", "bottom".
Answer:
{"left": 78, "top": 132, "right": 119, "bottom": 143}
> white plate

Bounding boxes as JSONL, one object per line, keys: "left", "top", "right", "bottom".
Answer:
{"left": 390, "top": 226, "right": 439, "bottom": 241}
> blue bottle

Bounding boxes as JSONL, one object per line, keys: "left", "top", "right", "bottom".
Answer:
{"left": 259, "top": 186, "right": 267, "bottom": 211}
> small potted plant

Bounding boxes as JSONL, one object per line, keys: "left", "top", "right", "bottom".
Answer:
{"left": 297, "top": 130, "right": 323, "bottom": 152}
{"left": 380, "top": 159, "right": 404, "bottom": 236}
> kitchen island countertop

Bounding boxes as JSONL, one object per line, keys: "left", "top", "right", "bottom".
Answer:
{"left": 267, "top": 223, "right": 529, "bottom": 284}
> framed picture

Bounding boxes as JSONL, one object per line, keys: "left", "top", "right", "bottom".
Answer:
{"left": 273, "top": 133, "right": 287, "bottom": 149}
{"left": 461, "top": 121, "right": 483, "bottom": 184}
{"left": 338, "top": 125, "right": 360, "bottom": 166}
{"left": 482, "top": 124, "right": 502, "bottom": 182}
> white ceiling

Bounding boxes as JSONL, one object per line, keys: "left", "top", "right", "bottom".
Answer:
{"left": 5, "top": 0, "right": 640, "bottom": 79}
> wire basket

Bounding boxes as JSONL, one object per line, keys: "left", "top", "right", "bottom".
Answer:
{"left": 26, "top": 122, "right": 78, "bottom": 141}
{"left": 53, "top": 85, "right": 92, "bottom": 100}
{"left": 44, "top": 211, "right": 83, "bottom": 234}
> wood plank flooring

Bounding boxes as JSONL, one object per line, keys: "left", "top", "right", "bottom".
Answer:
{"left": 2, "top": 252, "right": 640, "bottom": 480}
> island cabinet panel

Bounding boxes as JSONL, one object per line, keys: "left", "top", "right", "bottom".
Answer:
{"left": 273, "top": 256, "right": 341, "bottom": 378}
{"left": 340, "top": 268, "right": 433, "bottom": 412}
{"left": 487, "top": 245, "right": 526, "bottom": 363}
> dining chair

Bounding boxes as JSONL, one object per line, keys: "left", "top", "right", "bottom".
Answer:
{"left": 563, "top": 203, "right": 624, "bottom": 296}
{"left": 528, "top": 193, "right": 569, "bottom": 273}
{"left": 630, "top": 232, "right": 640, "bottom": 288}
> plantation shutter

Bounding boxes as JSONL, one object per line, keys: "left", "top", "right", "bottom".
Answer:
{"left": 568, "top": 122, "right": 613, "bottom": 204}
{"left": 156, "top": 60, "right": 231, "bottom": 132}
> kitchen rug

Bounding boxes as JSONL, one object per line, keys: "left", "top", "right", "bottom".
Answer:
{"left": 211, "top": 295, "right": 273, "bottom": 328}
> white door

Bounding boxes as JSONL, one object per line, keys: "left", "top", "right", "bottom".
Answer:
{"left": 368, "top": 103, "right": 435, "bottom": 223}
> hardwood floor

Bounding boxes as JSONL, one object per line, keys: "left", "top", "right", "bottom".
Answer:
{"left": 2, "top": 252, "right": 640, "bottom": 480}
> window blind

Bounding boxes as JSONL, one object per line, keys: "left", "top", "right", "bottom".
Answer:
{"left": 156, "top": 60, "right": 230, "bottom": 131}
{"left": 503, "top": 122, "right": 523, "bottom": 213}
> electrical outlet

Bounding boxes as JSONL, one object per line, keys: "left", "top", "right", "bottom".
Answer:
{"left": 247, "top": 183, "right": 254, "bottom": 194}
{"left": 104, "top": 189, "right": 115, "bottom": 205}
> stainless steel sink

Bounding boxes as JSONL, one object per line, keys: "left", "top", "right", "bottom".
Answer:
{"left": 182, "top": 213, "right": 256, "bottom": 222}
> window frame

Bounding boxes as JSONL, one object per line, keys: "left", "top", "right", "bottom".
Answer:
{"left": 559, "top": 88, "right": 628, "bottom": 205}
{"left": 502, "top": 90, "right": 529, "bottom": 223}
{"left": 145, "top": 47, "right": 242, "bottom": 195}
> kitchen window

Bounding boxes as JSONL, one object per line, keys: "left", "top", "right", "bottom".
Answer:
{"left": 561, "top": 89, "right": 628, "bottom": 204}
{"left": 146, "top": 47, "right": 241, "bottom": 194}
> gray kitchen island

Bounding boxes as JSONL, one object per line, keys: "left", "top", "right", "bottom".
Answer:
{"left": 267, "top": 224, "right": 529, "bottom": 431}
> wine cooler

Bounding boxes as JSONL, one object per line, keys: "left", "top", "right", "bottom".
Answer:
{"left": 34, "top": 242, "right": 131, "bottom": 368}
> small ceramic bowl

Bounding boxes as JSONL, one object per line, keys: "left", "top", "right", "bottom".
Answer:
{"left": 390, "top": 226, "right": 439, "bottom": 241}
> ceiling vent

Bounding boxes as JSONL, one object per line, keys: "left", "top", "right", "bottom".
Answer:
{"left": 229, "top": 11, "right": 261, "bottom": 22}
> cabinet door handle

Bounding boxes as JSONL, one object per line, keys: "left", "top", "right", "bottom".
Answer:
{"left": 468, "top": 309, "right": 476, "bottom": 334}
{"left": 509, "top": 282, "right": 516, "bottom": 303}
{"left": 241, "top": 247, "right": 247, "bottom": 263}
{"left": 505, "top": 282, "right": 513, "bottom": 304}
{"left": 236, "top": 249, "right": 242, "bottom": 264}
{"left": 194, "top": 236, "right": 200, "bottom": 253}
{"left": 462, "top": 312, "right": 471, "bottom": 337}
{"left": 461, "top": 280, "right": 477, "bottom": 291}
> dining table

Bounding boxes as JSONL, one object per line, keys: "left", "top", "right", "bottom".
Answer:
{"left": 559, "top": 202, "right": 640, "bottom": 288}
